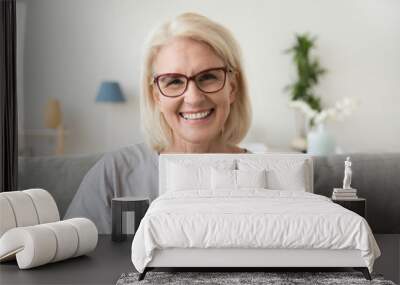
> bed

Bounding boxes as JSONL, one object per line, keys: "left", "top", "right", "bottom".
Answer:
{"left": 131, "top": 153, "right": 380, "bottom": 280}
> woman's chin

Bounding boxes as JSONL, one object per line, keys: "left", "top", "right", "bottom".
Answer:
{"left": 180, "top": 129, "right": 219, "bottom": 146}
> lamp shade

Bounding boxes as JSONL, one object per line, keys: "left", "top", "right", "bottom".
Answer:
{"left": 96, "top": 81, "right": 125, "bottom": 103}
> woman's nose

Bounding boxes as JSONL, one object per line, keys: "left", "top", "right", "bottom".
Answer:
{"left": 183, "top": 80, "right": 206, "bottom": 105}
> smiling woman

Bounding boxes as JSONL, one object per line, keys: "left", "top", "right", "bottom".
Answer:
{"left": 153, "top": 39, "right": 237, "bottom": 153}
{"left": 64, "top": 12, "right": 252, "bottom": 233}
{"left": 141, "top": 12, "right": 251, "bottom": 154}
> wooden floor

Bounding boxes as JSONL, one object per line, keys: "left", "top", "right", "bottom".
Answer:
{"left": 373, "top": 234, "right": 400, "bottom": 284}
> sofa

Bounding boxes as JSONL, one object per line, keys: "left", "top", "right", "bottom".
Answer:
{"left": 18, "top": 152, "right": 400, "bottom": 234}
{"left": 18, "top": 153, "right": 102, "bottom": 218}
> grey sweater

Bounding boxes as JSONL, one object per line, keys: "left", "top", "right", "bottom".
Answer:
{"left": 64, "top": 143, "right": 159, "bottom": 234}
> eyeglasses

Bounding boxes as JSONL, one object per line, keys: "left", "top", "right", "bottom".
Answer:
{"left": 153, "top": 67, "right": 230, "bottom": 98}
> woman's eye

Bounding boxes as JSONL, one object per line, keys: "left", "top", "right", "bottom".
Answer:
{"left": 198, "top": 73, "right": 217, "bottom": 82}
{"left": 166, "top": 78, "right": 184, "bottom": 86}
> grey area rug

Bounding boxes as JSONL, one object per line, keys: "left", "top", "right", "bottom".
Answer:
{"left": 116, "top": 271, "right": 396, "bottom": 285}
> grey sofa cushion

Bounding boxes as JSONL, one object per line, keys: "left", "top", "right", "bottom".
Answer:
{"left": 18, "top": 153, "right": 102, "bottom": 217}
{"left": 313, "top": 153, "right": 400, "bottom": 234}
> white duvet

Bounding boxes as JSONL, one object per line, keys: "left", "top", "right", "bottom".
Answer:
{"left": 131, "top": 190, "right": 380, "bottom": 273}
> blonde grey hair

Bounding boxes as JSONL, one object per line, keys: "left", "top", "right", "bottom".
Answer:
{"left": 140, "top": 12, "right": 252, "bottom": 152}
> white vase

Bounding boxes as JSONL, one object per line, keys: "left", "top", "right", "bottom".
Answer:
{"left": 307, "top": 124, "right": 336, "bottom": 155}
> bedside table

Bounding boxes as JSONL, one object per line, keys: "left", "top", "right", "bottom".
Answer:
{"left": 332, "top": 198, "right": 366, "bottom": 218}
{"left": 112, "top": 196, "right": 149, "bottom": 242}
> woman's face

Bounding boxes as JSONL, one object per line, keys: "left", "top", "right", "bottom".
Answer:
{"left": 153, "top": 38, "right": 236, "bottom": 147}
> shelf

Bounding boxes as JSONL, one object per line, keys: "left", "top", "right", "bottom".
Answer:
{"left": 19, "top": 129, "right": 70, "bottom": 137}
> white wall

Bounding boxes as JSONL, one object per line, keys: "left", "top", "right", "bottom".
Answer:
{"left": 19, "top": 0, "right": 400, "bottom": 155}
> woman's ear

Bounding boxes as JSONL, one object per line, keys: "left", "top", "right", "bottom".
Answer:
{"left": 228, "top": 73, "right": 238, "bottom": 104}
{"left": 152, "top": 87, "right": 160, "bottom": 105}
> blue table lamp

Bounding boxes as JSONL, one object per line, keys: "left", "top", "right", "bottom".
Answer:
{"left": 96, "top": 81, "right": 126, "bottom": 103}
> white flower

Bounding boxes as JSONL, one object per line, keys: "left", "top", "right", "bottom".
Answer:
{"left": 288, "top": 100, "right": 317, "bottom": 119}
{"left": 289, "top": 97, "right": 359, "bottom": 125}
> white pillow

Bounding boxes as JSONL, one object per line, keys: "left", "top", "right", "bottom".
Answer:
{"left": 211, "top": 168, "right": 267, "bottom": 190}
{"left": 167, "top": 160, "right": 235, "bottom": 192}
{"left": 237, "top": 159, "right": 307, "bottom": 191}
{"left": 236, "top": 169, "right": 267, "bottom": 188}
{"left": 167, "top": 163, "right": 209, "bottom": 191}
{"left": 211, "top": 168, "right": 236, "bottom": 189}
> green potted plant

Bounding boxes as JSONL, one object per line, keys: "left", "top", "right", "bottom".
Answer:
{"left": 285, "top": 33, "right": 358, "bottom": 154}
{"left": 285, "top": 33, "right": 326, "bottom": 118}
{"left": 285, "top": 33, "right": 326, "bottom": 151}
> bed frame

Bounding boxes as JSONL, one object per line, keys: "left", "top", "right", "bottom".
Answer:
{"left": 138, "top": 154, "right": 372, "bottom": 281}
{"left": 141, "top": 248, "right": 371, "bottom": 280}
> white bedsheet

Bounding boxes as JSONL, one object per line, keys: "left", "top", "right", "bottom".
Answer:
{"left": 131, "top": 190, "right": 380, "bottom": 273}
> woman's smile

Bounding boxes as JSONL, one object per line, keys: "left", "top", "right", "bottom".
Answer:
{"left": 179, "top": 108, "right": 214, "bottom": 122}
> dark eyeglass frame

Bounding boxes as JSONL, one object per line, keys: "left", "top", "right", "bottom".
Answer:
{"left": 153, "top": 66, "right": 231, "bottom": 98}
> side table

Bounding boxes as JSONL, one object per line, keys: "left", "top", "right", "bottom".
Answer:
{"left": 332, "top": 197, "right": 366, "bottom": 218}
{"left": 112, "top": 196, "right": 149, "bottom": 242}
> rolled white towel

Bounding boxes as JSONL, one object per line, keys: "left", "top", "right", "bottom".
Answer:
{"left": 42, "top": 221, "right": 79, "bottom": 262}
{"left": 0, "top": 189, "right": 60, "bottom": 238}
{"left": 0, "top": 218, "right": 98, "bottom": 269}
{"left": 0, "top": 191, "right": 40, "bottom": 227}
{"left": 0, "top": 225, "right": 57, "bottom": 268}
{"left": 0, "top": 196, "right": 17, "bottom": 237}
{"left": 64, "top": 218, "right": 98, "bottom": 257}
{"left": 23, "top": 189, "right": 60, "bottom": 224}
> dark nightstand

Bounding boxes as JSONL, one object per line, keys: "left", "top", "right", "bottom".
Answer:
{"left": 112, "top": 196, "right": 149, "bottom": 242}
{"left": 332, "top": 198, "right": 366, "bottom": 218}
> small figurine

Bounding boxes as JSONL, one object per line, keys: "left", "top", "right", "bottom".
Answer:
{"left": 332, "top": 156, "right": 357, "bottom": 199}
{"left": 343, "top": 156, "right": 352, "bottom": 189}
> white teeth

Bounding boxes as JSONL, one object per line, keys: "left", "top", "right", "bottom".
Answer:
{"left": 181, "top": 110, "right": 211, "bottom": 120}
